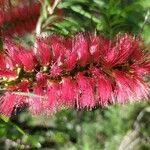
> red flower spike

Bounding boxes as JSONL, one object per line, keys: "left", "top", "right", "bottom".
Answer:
{"left": 17, "top": 80, "right": 29, "bottom": 93}
{"left": 131, "top": 77, "right": 150, "bottom": 100}
{"left": 44, "top": 82, "right": 60, "bottom": 113}
{"left": 91, "top": 67, "right": 113, "bottom": 106}
{"left": 50, "top": 62, "right": 62, "bottom": 77}
{"left": 0, "top": 69, "right": 17, "bottom": 78}
{"left": 0, "top": 1, "right": 41, "bottom": 35}
{"left": 4, "top": 18, "right": 38, "bottom": 36}
{"left": 60, "top": 77, "right": 77, "bottom": 107}
{"left": 76, "top": 73, "right": 95, "bottom": 109}
{"left": 131, "top": 63, "right": 150, "bottom": 76}
{"left": 0, "top": 53, "right": 7, "bottom": 69}
{"left": 36, "top": 39, "right": 51, "bottom": 66}
{"left": 104, "top": 46, "right": 118, "bottom": 67}
{"left": 0, "top": 92, "right": 16, "bottom": 116}
{"left": 74, "top": 34, "right": 90, "bottom": 66}
{"left": 4, "top": 39, "right": 23, "bottom": 66}
{"left": 99, "top": 36, "right": 111, "bottom": 60}
{"left": 113, "top": 71, "right": 149, "bottom": 103}
{"left": 36, "top": 72, "right": 47, "bottom": 87}
{"left": 0, "top": 2, "right": 40, "bottom": 24}
{"left": 114, "top": 71, "right": 134, "bottom": 103}
{"left": 28, "top": 85, "right": 44, "bottom": 114}
{"left": 130, "top": 37, "right": 143, "bottom": 61}
{"left": 112, "top": 34, "right": 135, "bottom": 66}
{"left": 65, "top": 50, "right": 77, "bottom": 71}
{"left": 18, "top": 50, "right": 35, "bottom": 72}
{"left": 49, "top": 35, "right": 65, "bottom": 61}
{"left": 0, "top": 52, "right": 13, "bottom": 70}
{"left": 0, "top": 33, "right": 149, "bottom": 116}
{"left": 8, "top": 81, "right": 29, "bottom": 108}
{"left": 64, "top": 38, "right": 77, "bottom": 71}
{"left": 89, "top": 35, "right": 101, "bottom": 62}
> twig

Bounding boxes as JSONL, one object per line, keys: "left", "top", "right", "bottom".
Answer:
{"left": 35, "top": 0, "right": 61, "bottom": 54}
{"left": 139, "top": 8, "right": 150, "bottom": 33}
{"left": 47, "top": 0, "right": 61, "bottom": 15}
{"left": 36, "top": 0, "right": 61, "bottom": 36}
{"left": 118, "top": 107, "right": 150, "bottom": 150}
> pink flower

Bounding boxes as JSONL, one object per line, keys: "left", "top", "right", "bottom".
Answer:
{"left": 74, "top": 34, "right": 90, "bottom": 66}
{"left": 49, "top": 35, "right": 65, "bottom": 61}
{"left": 114, "top": 71, "right": 150, "bottom": 103}
{"left": 76, "top": 73, "right": 95, "bottom": 109}
{"left": 60, "top": 77, "right": 77, "bottom": 107}
{"left": 0, "top": 93, "right": 16, "bottom": 116}
{"left": 0, "top": 33, "right": 149, "bottom": 116}
{"left": 64, "top": 38, "right": 77, "bottom": 71}
{"left": 50, "top": 62, "right": 62, "bottom": 77}
{"left": 0, "top": 53, "right": 13, "bottom": 70}
{"left": 8, "top": 80, "right": 29, "bottom": 92}
{"left": 0, "top": 70, "right": 17, "bottom": 78}
{"left": 0, "top": 1, "right": 41, "bottom": 35}
{"left": 44, "top": 82, "right": 60, "bottom": 113}
{"left": 131, "top": 63, "right": 150, "bottom": 76}
{"left": 114, "top": 71, "right": 134, "bottom": 103}
{"left": 4, "top": 18, "right": 38, "bottom": 35}
{"left": 18, "top": 50, "right": 35, "bottom": 71}
{"left": 89, "top": 34, "right": 101, "bottom": 62}
{"left": 28, "top": 85, "right": 44, "bottom": 114}
{"left": 36, "top": 39, "right": 51, "bottom": 66}
{"left": 91, "top": 67, "right": 113, "bottom": 106}
{"left": 4, "top": 39, "right": 23, "bottom": 66}
{"left": 36, "top": 72, "right": 47, "bottom": 87}
{"left": 0, "top": 53, "right": 7, "bottom": 69}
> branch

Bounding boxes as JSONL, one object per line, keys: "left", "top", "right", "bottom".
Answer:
{"left": 140, "top": 8, "right": 150, "bottom": 33}
{"left": 36, "top": 0, "right": 61, "bottom": 36}
{"left": 47, "top": 0, "right": 61, "bottom": 15}
{"left": 118, "top": 107, "right": 150, "bottom": 150}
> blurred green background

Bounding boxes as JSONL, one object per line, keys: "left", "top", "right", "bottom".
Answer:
{"left": 0, "top": 0, "right": 150, "bottom": 149}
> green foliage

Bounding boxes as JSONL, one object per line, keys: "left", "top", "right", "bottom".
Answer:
{"left": 43, "top": 0, "right": 150, "bottom": 39}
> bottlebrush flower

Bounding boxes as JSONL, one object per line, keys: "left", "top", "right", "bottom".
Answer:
{"left": 18, "top": 50, "right": 35, "bottom": 72}
{"left": 131, "top": 63, "right": 150, "bottom": 76}
{"left": 0, "top": 1, "right": 40, "bottom": 24}
{"left": 0, "top": 33, "right": 149, "bottom": 116}
{"left": 0, "top": 69, "right": 17, "bottom": 78}
{"left": 74, "top": 34, "right": 90, "bottom": 66}
{"left": 91, "top": 67, "right": 113, "bottom": 106}
{"left": 89, "top": 34, "right": 101, "bottom": 62}
{"left": 28, "top": 85, "right": 44, "bottom": 114}
{"left": 4, "top": 17, "right": 38, "bottom": 36}
{"left": 49, "top": 35, "right": 65, "bottom": 61}
{"left": 8, "top": 80, "right": 29, "bottom": 92}
{"left": 76, "top": 73, "right": 95, "bottom": 109}
{"left": 114, "top": 71, "right": 149, "bottom": 103}
{"left": 4, "top": 38, "right": 36, "bottom": 71}
{"left": 0, "top": 0, "right": 41, "bottom": 35}
{"left": 50, "top": 62, "right": 62, "bottom": 77}
{"left": 4, "top": 39, "right": 24, "bottom": 67}
{"left": 36, "top": 39, "right": 51, "bottom": 66}
{"left": 0, "top": 92, "right": 16, "bottom": 116}
{"left": 0, "top": 53, "right": 8, "bottom": 69}
{"left": 0, "top": 0, "right": 63, "bottom": 36}
{"left": 64, "top": 38, "right": 77, "bottom": 71}
{"left": 60, "top": 77, "right": 77, "bottom": 107}
{"left": 44, "top": 82, "right": 60, "bottom": 113}
{"left": 36, "top": 72, "right": 47, "bottom": 87}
